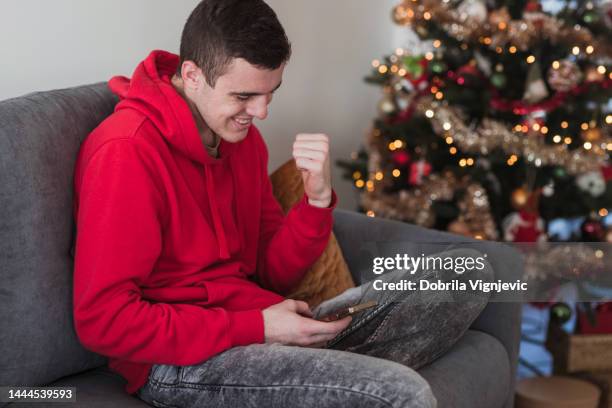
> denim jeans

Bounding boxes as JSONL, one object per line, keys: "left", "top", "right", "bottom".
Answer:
{"left": 137, "top": 248, "right": 492, "bottom": 408}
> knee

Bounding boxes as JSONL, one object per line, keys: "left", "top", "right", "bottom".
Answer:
{"left": 365, "top": 363, "right": 437, "bottom": 408}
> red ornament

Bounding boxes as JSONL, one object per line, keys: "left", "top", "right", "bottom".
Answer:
{"left": 503, "top": 210, "right": 546, "bottom": 242}
{"left": 524, "top": 0, "right": 542, "bottom": 12}
{"left": 581, "top": 219, "right": 605, "bottom": 241}
{"left": 392, "top": 150, "right": 411, "bottom": 167}
{"left": 602, "top": 164, "right": 612, "bottom": 182}
{"left": 408, "top": 160, "right": 432, "bottom": 185}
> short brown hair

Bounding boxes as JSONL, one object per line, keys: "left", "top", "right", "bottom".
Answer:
{"left": 179, "top": 0, "right": 292, "bottom": 87}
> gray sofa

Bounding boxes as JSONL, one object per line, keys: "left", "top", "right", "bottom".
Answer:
{"left": 0, "top": 83, "right": 522, "bottom": 407}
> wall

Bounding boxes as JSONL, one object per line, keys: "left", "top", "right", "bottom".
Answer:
{"left": 1, "top": 0, "right": 409, "bottom": 209}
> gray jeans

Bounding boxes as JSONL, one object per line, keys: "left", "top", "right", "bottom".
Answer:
{"left": 137, "top": 248, "right": 492, "bottom": 408}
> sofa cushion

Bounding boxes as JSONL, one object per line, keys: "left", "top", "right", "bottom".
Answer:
{"left": 0, "top": 83, "right": 117, "bottom": 387}
{"left": 418, "top": 329, "right": 511, "bottom": 408}
{"left": 5, "top": 366, "right": 149, "bottom": 408}
{"left": 270, "top": 159, "right": 355, "bottom": 307}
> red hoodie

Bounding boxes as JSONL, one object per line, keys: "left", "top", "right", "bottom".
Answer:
{"left": 72, "top": 50, "right": 336, "bottom": 394}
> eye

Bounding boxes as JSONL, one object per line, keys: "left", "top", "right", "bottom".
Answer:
{"left": 236, "top": 95, "right": 251, "bottom": 101}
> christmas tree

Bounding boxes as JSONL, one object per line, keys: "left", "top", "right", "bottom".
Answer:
{"left": 338, "top": 0, "right": 612, "bottom": 243}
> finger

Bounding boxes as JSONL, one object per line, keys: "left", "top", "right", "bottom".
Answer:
{"left": 294, "top": 157, "right": 319, "bottom": 172}
{"left": 293, "top": 149, "right": 326, "bottom": 162}
{"left": 303, "top": 316, "right": 352, "bottom": 336}
{"left": 292, "top": 141, "right": 329, "bottom": 153}
{"left": 296, "top": 134, "right": 329, "bottom": 142}
{"left": 293, "top": 300, "right": 313, "bottom": 317}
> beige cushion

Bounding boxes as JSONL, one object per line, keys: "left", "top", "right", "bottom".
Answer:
{"left": 270, "top": 159, "right": 355, "bottom": 308}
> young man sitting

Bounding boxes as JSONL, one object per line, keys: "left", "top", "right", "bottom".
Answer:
{"left": 72, "top": 1, "right": 491, "bottom": 406}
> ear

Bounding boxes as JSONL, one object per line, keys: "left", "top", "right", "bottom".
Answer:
{"left": 180, "top": 61, "right": 205, "bottom": 91}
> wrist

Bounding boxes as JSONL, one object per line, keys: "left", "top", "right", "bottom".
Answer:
{"left": 308, "top": 196, "right": 332, "bottom": 208}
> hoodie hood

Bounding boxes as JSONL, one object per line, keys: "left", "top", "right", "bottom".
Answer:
{"left": 108, "top": 50, "right": 233, "bottom": 259}
{"left": 108, "top": 50, "right": 237, "bottom": 166}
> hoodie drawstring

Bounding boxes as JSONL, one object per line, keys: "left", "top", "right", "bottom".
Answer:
{"left": 204, "top": 166, "right": 230, "bottom": 260}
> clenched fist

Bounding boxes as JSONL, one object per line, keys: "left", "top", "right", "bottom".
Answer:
{"left": 292, "top": 134, "right": 332, "bottom": 208}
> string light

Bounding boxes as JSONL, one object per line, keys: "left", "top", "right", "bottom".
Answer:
{"left": 375, "top": 171, "right": 384, "bottom": 180}
{"left": 553, "top": 135, "right": 562, "bottom": 143}
{"left": 355, "top": 179, "right": 365, "bottom": 188}
{"left": 483, "top": 37, "right": 492, "bottom": 45}
{"left": 425, "top": 109, "right": 435, "bottom": 118}
{"left": 388, "top": 142, "right": 397, "bottom": 151}
{"left": 584, "top": 142, "right": 592, "bottom": 150}
{"left": 449, "top": 147, "right": 457, "bottom": 154}
{"left": 390, "top": 65, "right": 399, "bottom": 73}
{"left": 445, "top": 136, "right": 454, "bottom": 144}
{"left": 425, "top": 52, "right": 434, "bottom": 60}
{"left": 392, "top": 169, "right": 401, "bottom": 177}
{"left": 561, "top": 121, "right": 569, "bottom": 129}
{"left": 435, "top": 91, "right": 444, "bottom": 100}
{"left": 433, "top": 39, "right": 441, "bottom": 48}
{"left": 606, "top": 115, "right": 612, "bottom": 124}
{"left": 541, "top": 126, "right": 549, "bottom": 134}
{"left": 372, "top": 59, "right": 380, "bottom": 68}
{"left": 352, "top": 171, "right": 362, "bottom": 180}
{"left": 443, "top": 122, "right": 452, "bottom": 131}
{"left": 564, "top": 137, "right": 572, "bottom": 144}
{"left": 597, "top": 65, "right": 606, "bottom": 75}
{"left": 507, "top": 154, "right": 518, "bottom": 166}
{"left": 586, "top": 45, "right": 594, "bottom": 54}
{"left": 526, "top": 55, "right": 536, "bottom": 64}
{"left": 509, "top": 46, "right": 517, "bottom": 54}
{"left": 459, "top": 158, "right": 467, "bottom": 167}
{"left": 366, "top": 210, "right": 375, "bottom": 217}
{"left": 552, "top": 61, "right": 560, "bottom": 69}
{"left": 572, "top": 46, "right": 580, "bottom": 55}
{"left": 398, "top": 68, "right": 407, "bottom": 76}
{"left": 581, "top": 122, "right": 589, "bottom": 130}
{"left": 532, "top": 123, "right": 541, "bottom": 131}
{"left": 378, "top": 65, "right": 388, "bottom": 74}
{"left": 466, "top": 158, "right": 474, "bottom": 166}
{"left": 600, "top": 208, "right": 609, "bottom": 217}
{"left": 393, "top": 139, "right": 403, "bottom": 148}
{"left": 423, "top": 11, "right": 432, "bottom": 20}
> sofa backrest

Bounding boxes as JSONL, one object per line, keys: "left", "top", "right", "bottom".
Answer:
{"left": 0, "top": 83, "right": 118, "bottom": 387}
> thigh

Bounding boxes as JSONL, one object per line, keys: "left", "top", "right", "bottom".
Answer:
{"left": 138, "top": 344, "right": 435, "bottom": 408}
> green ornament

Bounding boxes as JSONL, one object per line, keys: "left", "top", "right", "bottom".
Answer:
{"left": 554, "top": 167, "right": 567, "bottom": 178}
{"left": 403, "top": 56, "right": 424, "bottom": 78}
{"left": 430, "top": 60, "right": 448, "bottom": 74}
{"left": 491, "top": 72, "right": 507, "bottom": 88}
{"left": 550, "top": 302, "right": 572, "bottom": 325}
{"left": 583, "top": 11, "right": 599, "bottom": 24}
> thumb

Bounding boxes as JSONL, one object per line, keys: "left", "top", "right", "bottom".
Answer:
{"left": 294, "top": 300, "right": 313, "bottom": 317}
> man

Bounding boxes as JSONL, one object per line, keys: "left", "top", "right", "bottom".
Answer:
{"left": 73, "top": 1, "right": 490, "bottom": 407}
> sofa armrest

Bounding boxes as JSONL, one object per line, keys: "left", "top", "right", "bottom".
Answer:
{"left": 332, "top": 208, "right": 522, "bottom": 407}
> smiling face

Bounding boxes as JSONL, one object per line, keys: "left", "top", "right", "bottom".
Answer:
{"left": 181, "top": 58, "right": 285, "bottom": 145}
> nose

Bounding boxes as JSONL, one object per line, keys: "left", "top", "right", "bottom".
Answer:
{"left": 246, "top": 95, "right": 269, "bottom": 120}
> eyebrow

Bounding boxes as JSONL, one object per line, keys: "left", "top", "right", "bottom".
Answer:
{"left": 229, "top": 81, "right": 283, "bottom": 97}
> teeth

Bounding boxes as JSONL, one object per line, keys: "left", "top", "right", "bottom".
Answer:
{"left": 235, "top": 118, "right": 251, "bottom": 125}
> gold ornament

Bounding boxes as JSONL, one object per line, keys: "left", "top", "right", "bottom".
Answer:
{"left": 392, "top": 4, "right": 415, "bottom": 25}
{"left": 511, "top": 187, "right": 529, "bottom": 210}
{"left": 378, "top": 93, "right": 396, "bottom": 115}
{"left": 448, "top": 219, "right": 471, "bottom": 236}
{"left": 488, "top": 7, "right": 511, "bottom": 27}
{"left": 585, "top": 66, "right": 605, "bottom": 82}
{"left": 606, "top": 228, "right": 612, "bottom": 243}
{"left": 582, "top": 128, "right": 602, "bottom": 142}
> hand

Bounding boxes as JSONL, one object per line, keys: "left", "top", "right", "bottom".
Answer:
{"left": 292, "top": 134, "right": 332, "bottom": 208}
{"left": 262, "top": 299, "right": 352, "bottom": 347}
